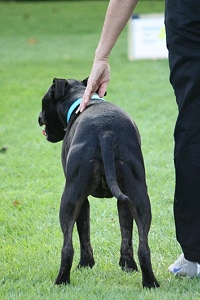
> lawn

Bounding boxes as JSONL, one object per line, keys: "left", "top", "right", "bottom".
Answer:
{"left": 1, "top": 1, "right": 200, "bottom": 299}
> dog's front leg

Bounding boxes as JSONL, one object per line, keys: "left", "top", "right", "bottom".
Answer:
{"left": 76, "top": 198, "right": 95, "bottom": 269}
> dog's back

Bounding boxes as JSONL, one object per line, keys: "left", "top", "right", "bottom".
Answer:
{"left": 62, "top": 101, "right": 145, "bottom": 201}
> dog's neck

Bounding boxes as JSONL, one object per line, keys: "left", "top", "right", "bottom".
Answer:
{"left": 66, "top": 94, "right": 105, "bottom": 124}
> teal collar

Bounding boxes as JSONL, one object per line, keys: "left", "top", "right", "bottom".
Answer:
{"left": 66, "top": 94, "right": 105, "bottom": 123}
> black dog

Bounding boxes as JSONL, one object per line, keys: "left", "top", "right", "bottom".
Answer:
{"left": 38, "top": 78, "right": 159, "bottom": 289}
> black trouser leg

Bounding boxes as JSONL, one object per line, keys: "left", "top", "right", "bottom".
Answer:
{"left": 165, "top": 0, "right": 200, "bottom": 262}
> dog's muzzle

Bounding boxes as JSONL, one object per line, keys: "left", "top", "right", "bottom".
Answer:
{"left": 38, "top": 112, "right": 47, "bottom": 137}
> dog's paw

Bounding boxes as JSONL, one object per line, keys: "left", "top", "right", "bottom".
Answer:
{"left": 143, "top": 277, "right": 160, "bottom": 289}
{"left": 77, "top": 257, "right": 95, "bottom": 269}
{"left": 119, "top": 257, "right": 138, "bottom": 272}
{"left": 55, "top": 270, "right": 70, "bottom": 285}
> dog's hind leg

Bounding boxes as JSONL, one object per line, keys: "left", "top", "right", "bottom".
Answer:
{"left": 117, "top": 200, "right": 138, "bottom": 272}
{"left": 127, "top": 185, "right": 160, "bottom": 289}
{"left": 55, "top": 155, "right": 97, "bottom": 285}
{"left": 55, "top": 183, "right": 86, "bottom": 285}
{"left": 116, "top": 161, "right": 159, "bottom": 288}
{"left": 76, "top": 198, "right": 95, "bottom": 269}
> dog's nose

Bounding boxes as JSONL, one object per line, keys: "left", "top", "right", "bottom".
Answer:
{"left": 38, "top": 112, "right": 44, "bottom": 126}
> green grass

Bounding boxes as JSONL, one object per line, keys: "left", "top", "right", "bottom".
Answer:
{"left": 1, "top": 1, "right": 200, "bottom": 299}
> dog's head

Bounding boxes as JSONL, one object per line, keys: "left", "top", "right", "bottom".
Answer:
{"left": 38, "top": 79, "right": 66, "bottom": 143}
{"left": 38, "top": 77, "right": 106, "bottom": 143}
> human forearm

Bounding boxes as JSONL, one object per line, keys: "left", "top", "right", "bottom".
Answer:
{"left": 78, "top": 0, "right": 139, "bottom": 112}
{"left": 95, "top": 0, "right": 139, "bottom": 60}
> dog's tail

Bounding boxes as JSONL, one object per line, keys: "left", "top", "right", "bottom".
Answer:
{"left": 99, "top": 132, "right": 129, "bottom": 202}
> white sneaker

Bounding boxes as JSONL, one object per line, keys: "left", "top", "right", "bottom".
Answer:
{"left": 168, "top": 254, "right": 200, "bottom": 277}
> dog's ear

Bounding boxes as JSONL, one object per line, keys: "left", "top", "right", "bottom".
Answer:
{"left": 82, "top": 77, "right": 107, "bottom": 97}
{"left": 51, "top": 78, "right": 68, "bottom": 100}
{"left": 82, "top": 77, "right": 89, "bottom": 88}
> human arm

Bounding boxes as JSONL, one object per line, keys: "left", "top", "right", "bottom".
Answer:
{"left": 77, "top": 0, "right": 139, "bottom": 112}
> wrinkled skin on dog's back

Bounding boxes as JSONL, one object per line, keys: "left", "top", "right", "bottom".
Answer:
{"left": 38, "top": 78, "right": 159, "bottom": 289}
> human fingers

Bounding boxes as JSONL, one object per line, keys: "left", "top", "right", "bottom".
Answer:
{"left": 77, "top": 86, "right": 94, "bottom": 113}
{"left": 98, "top": 81, "right": 108, "bottom": 98}
{"left": 76, "top": 60, "right": 110, "bottom": 113}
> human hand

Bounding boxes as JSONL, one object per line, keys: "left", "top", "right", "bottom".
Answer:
{"left": 76, "top": 58, "right": 110, "bottom": 113}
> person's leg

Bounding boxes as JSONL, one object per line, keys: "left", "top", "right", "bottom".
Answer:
{"left": 165, "top": 0, "right": 200, "bottom": 268}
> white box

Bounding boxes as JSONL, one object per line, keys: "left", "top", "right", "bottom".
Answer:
{"left": 128, "top": 14, "right": 168, "bottom": 60}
